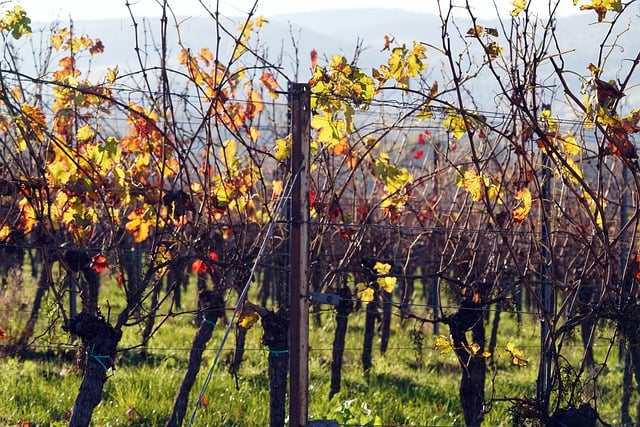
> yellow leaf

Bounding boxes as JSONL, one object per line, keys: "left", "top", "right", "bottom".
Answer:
{"left": 356, "top": 283, "right": 375, "bottom": 302}
{"left": 561, "top": 133, "right": 580, "bottom": 156}
{"left": 461, "top": 169, "right": 484, "bottom": 202}
{"left": 443, "top": 113, "right": 467, "bottom": 139}
{"left": 274, "top": 138, "right": 291, "bottom": 162}
{"left": 511, "top": 0, "right": 527, "bottom": 16}
{"left": 237, "top": 308, "right": 259, "bottom": 329}
{"left": 539, "top": 109, "right": 558, "bottom": 132}
{"left": 373, "top": 261, "right": 392, "bottom": 275}
{"left": 0, "top": 5, "right": 32, "bottom": 39}
{"left": 221, "top": 139, "right": 238, "bottom": 171}
{"left": 505, "top": 341, "right": 528, "bottom": 367}
{"left": 76, "top": 124, "right": 96, "bottom": 142}
{"left": 406, "top": 41, "right": 427, "bottom": 77}
{"left": 512, "top": 188, "right": 532, "bottom": 222}
{"left": 377, "top": 276, "right": 397, "bottom": 293}
{"left": 580, "top": 0, "right": 622, "bottom": 22}
{"left": 48, "top": 160, "right": 73, "bottom": 186}
{"left": 0, "top": 224, "right": 10, "bottom": 240}
{"left": 106, "top": 66, "right": 119, "bottom": 84}
{"left": 434, "top": 335, "right": 454, "bottom": 355}
{"left": 557, "top": 156, "right": 583, "bottom": 184}
{"left": 468, "top": 342, "right": 481, "bottom": 355}
{"left": 248, "top": 126, "right": 260, "bottom": 142}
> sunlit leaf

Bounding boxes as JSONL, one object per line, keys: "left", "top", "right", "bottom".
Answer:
{"left": 505, "top": 341, "right": 528, "bottom": 367}
{"left": 0, "top": 224, "right": 10, "bottom": 241}
{"left": 561, "top": 133, "right": 580, "bottom": 156}
{"left": 583, "top": 190, "right": 606, "bottom": 229}
{"left": 377, "top": 276, "right": 397, "bottom": 293}
{"left": 468, "top": 342, "right": 481, "bottom": 355}
{"left": 191, "top": 258, "right": 209, "bottom": 274}
{"left": 511, "top": 0, "right": 527, "bottom": 16}
{"left": 373, "top": 261, "right": 391, "bottom": 275}
{"left": 90, "top": 254, "right": 110, "bottom": 273}
{"left": 76, "top": 124, "right": 96, "bottom": 142}
{"left": 579, "top": 0, "right": 622, "bottom": 22}
{"left": 512, "top": 188, "right": 532, "bottom": 222}
{"left": 356, "top": 283, "right": 375, "bottom": 302}
{"left": 106, "top": 66, "right": 119, "bottom": 84}
{"left": 125, "top": 208, "right": 152, "bottom": 243}
{"left": 459, "top": 169, "right": 484, "bottom": 202}
{"left": 434, "top": 334, "right": 454, "bottom": 355}
{"left": 260, "top": 72, "right": 281, "bottom": 99}
{"left": 443, "top": 113, "right": 467, "bottom": 139}
{"left": 485, "top": 42, "right": 503, "bottom": 59}
{"left": 0, "top": 5, "right": 31, "bottom": 39}
{"left": 237, "top": 308, "right": 259, "bottom": 329}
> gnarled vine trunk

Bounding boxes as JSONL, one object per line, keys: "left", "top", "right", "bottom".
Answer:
{"left": 447, "top": 300, "right": 486, "bottom": 427}
{"left": 166, "top": 289, "right": 225, "bottom": 427}
{"left": 261, "top": 308, "right": 289, "bottom": 427}
{"left": 329, "top": 286, "right": 354, "bottom": 400}
{"left": 64, "top": 313, "right": 122, "bottom": 427}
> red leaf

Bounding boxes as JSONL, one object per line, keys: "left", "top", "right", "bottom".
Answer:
{"left": 192, "top": 259, "right": 210, "bottom": 274}
{"left": 310, "top": 49, "right": 318, "bottom": 69}
{"left": 414, "top": 149, "right": 424, "bottom": 160}
{"left": 0, "top": 325, "right": 7, "bottom": 340}
{"left": 90, "top": 254, "right": 110, "bottom": 273}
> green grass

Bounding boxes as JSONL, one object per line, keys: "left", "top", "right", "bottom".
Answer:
{"left": 0, "top": 269, "right": 634, "bottom": 426}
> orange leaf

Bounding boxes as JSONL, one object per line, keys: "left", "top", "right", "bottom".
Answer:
{"left": 90, "top": 254, "right": 110, "bottom": 273}
{"left": 191, "top": 259, "right": 210, "bottom": 274}
{"left": 0, "top": 325, "right": 7, "bottom": 339}
{"left": 199, "top": 395, "right": 210, "bottom": 408}
{"left": 125, "top": 209, "right": 151, "bottom": 243}
{"left": 260, "top": 72, "right": 280, "bottom": 98}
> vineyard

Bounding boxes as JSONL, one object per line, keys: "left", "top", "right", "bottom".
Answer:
{"left": 1, "top": 0, "right": 640, "bottom": 426}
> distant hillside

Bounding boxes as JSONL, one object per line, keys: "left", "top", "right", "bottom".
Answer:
{"left": 21, "top": 8, "right": 640, "bottom": 113}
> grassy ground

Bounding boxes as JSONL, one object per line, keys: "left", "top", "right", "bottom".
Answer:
{"left": 0, "top": 268, "right": 632, "bottom": 426}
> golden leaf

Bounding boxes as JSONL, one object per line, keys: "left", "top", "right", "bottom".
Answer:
{"left": 356, "top": 283, "right": 375, "bottom": 302}
{"left": 512, "top": 188, "right": 532, "bottom": 222}
{"left": 434, "top": 335, "right": 454, "bottom": 354}
{"left": 511, "top": 0, "right": 527, "bottom": 16}
{"left": 505, "top": 341, "right": 528, "bottom": 367}
{"left": 377, "top": 276, "right": 397, "bottom": 293}
{"left": 237, "top": 309, "right": 259, "bottom": 329}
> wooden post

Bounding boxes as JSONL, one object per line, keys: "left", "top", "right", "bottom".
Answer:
{"left": 288, "top": 82, "right": 310, "bottom": 427}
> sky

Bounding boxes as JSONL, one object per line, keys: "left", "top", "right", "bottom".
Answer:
{"left": 14, "top": 0, "right": 579, "bottom": 22}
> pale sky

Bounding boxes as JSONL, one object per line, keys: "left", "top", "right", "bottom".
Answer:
{"left": 14, "top": 0, "right": 578, "bottom": 22}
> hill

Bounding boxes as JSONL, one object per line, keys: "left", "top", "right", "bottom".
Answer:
{"left": 18, "top": 8, "right": 640, "bottom": 113}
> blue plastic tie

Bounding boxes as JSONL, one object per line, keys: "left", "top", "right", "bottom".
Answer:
{"left": 90, "top": 344, "right": 112, "bottom": 373}
{"left": 202, "top": 316, "right": 217, "bottom": 328}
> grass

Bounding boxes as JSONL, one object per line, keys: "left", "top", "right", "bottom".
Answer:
{"left": 0, "top": 267, "right": 634, "bottom": 426}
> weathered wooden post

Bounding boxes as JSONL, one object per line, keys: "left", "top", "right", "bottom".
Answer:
{"left": 288, "top": 82, "right": 311, "bottom": 427}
